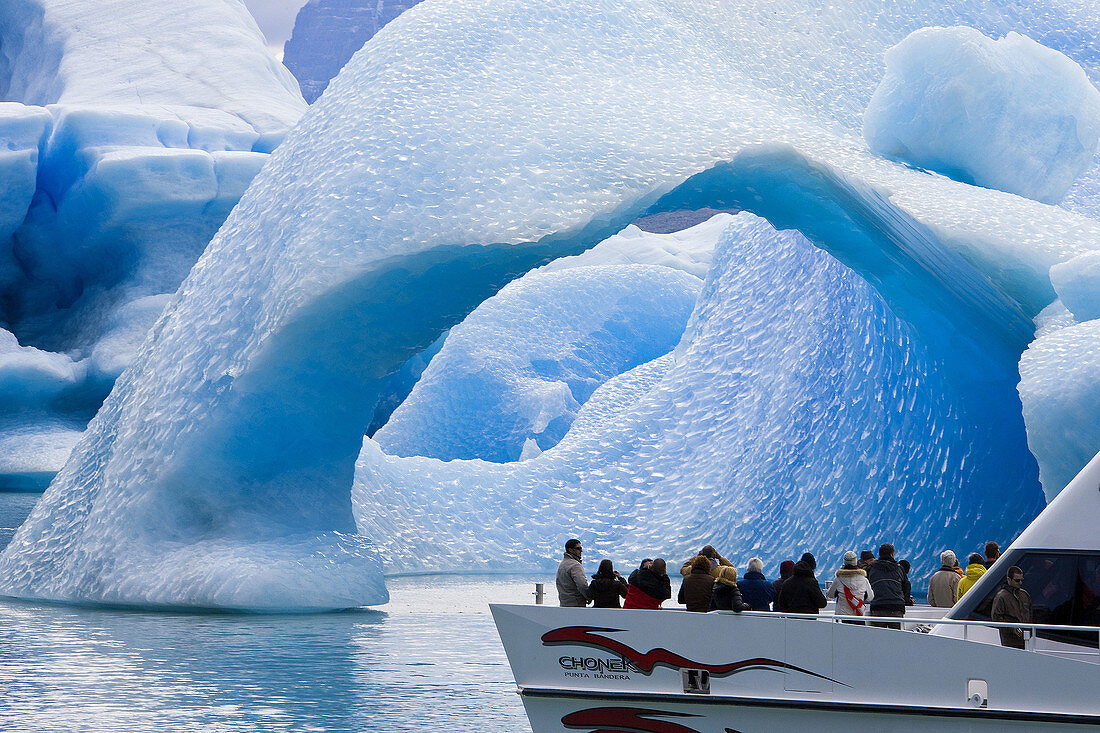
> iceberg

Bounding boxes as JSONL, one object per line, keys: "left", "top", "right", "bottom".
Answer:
{"left": 2, "top": 0, "right": 1100, "bottom": 609}
{"left": 0, "top": 0, "right": 306, "bottom": 483}
{"left": 864, "top": 27, "right": 1100, "bottom": 204}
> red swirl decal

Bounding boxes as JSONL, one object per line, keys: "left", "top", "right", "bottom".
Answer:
{"left": 542, "top": 625, "right": 843, "bottom": 685}
{"left": 561, "top": 706, "right": 707, "bottom": 733}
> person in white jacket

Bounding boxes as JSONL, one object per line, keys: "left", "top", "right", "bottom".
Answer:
{"left": 826, "top": 551, "right": 874, "bottom": 624}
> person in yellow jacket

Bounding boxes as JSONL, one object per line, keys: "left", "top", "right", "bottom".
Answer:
{"left": 956, "top": 553, "right": 988, "bottom": 601}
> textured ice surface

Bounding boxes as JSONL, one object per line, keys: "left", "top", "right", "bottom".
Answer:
{"left": 356, "top": 216, "right": 1044, "bottom": 576}
{"left": 3, "top": 0, "right": 1100, "bottom": 608}
{"left": 375, "top": 264, "right": 701, "bottom": 462}
{"left": 1050, "top": 251, "right": 1100, "bottom": 322}
{"left": 0, "top": 1, "right": 305, "bottom": 481}
{"left": 284, "top": 0, "right": 424, "bottom": 103}
{"left": 864, "top": 27, "right": 1100, "bottom": 204}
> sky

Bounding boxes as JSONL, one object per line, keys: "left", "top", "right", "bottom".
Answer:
{"left": 243, "top": 0, "right": 311, "bottom": 53}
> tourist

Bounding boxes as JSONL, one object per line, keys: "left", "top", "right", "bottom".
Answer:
{"left": 556, "top": 538, "right": 592, "bottom": 607}
{"left": 711, "top": 566, "right": 751, "bottom": 612}
{"left": 991, "top": 566, "right": 1032, "bottom": 649}
{"left": 623, "top": 558, "right": 672, "bottom": 609}
{"left": 772, "top": 560, "right": 795, "bottom": 610}
{"left": 899, "top": 559, "right": 915, "bottom": 605}
{"left": 739, "top": 557, "right": 777, "bottom": 611}
{"left": 927, "top": 550, "right": 962, "bottom": 607}
{"left": 956, "top": 552, "right": 988, "bottom": 601}
{"left": 678, "top": 555, "right": 717, "bottom": 612}
{"left": 983, "top": 541, "right": 1001, "bottom": 569}
{"left": 826, "top": 551, "right": 873, "bottom": 623}
{"left": 776, "top": 552, "right": 827, "bottom": 614}
{"left": 589, "top": 559, "right": 628, "bottom": 608}
{"left": 628, "top": 558, "right": 653, "bottom": 586}
{"left": 867, "top": 543, "right": 906, "bottom": 628}
{"left": 858, "top": 550, "right": 875, "bottom": 570}
{"left": 680, "top": 544, "right": 734, "bottom": 577}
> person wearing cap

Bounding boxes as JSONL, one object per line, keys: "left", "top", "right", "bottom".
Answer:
{"left": 928, "top": 550, "right": 962, "bottom": 607}
{"left": 772, "top": 560, "right": 795, "bottom": 611}
{"left": 679, "top": 544, "right": 734, "bottom": 577}
{"left": 711, "top": 565, "right": 751, "bottom": 612}
{"left": 776, "top": 552, "right": 827, "bottom": 615}
{"left": 867, "top": 543, "right": 906, "bottom": 628}
{"left": 826, "top": 551, "right": 874, "bottom": 623}
{"left": 556, "top": 538, "right": 592, "bottom": 607}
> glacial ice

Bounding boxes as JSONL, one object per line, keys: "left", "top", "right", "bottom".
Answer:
{"left": 864, "top": 27, "right": 1100, "bottom": 204}
{"left": 2, "top": 0, "right": 1100, "bottom": 608}
{"left": 0, "top": 1, "right": 306, "bottom": 483}
{"left": 375, "top": 264, "right": 702, "bottom": 462}
{"left": 356, "top": 215, "right": 1045, "bottom": 573}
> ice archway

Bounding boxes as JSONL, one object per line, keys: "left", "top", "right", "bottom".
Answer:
{"left": 1, "top": 0, "right": 1098, "bottom": 610}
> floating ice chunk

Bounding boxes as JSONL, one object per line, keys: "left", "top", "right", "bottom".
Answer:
{"left": 864, "top": 27, "right": 1100, "bottom": 204}
{"left": 375, "top": 264, "right": 701, "bottom": 462}
{"left": 1050, "top": 251, "right": 1100, "bottom": 322}
{"left": 1019, "top": 319, "right": 1100, "bottom": 499}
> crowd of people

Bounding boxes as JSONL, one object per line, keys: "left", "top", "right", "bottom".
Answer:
{"left": 555, "top": 538, "right": 1032, "bottom": 646}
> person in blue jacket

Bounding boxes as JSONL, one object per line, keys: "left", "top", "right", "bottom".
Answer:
{"left": 739, "top": 557, "right": 777, "bottom": 611}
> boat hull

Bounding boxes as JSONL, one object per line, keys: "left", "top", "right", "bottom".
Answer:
{"left": 492, "top": 604, "right": 1100, "bottom": 733}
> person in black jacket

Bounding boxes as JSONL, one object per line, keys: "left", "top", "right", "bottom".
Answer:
{"left": 711, "top": 566, "right": 750, "bottom": 612}
{"left": 589, "top": 559, "right": 628, "bottom": 608}
{"left": 867, "top": 543, "right": 906, "bottom": 628}
{"left": 623, "top": 558, "right": 672, "bottom": 609}
{"left": 776, "top": 552, "right": 827, "bottom": 615}
{"left": 678, "top": 555, "right": 716, "bottom": 612}
{"left": 772, "top": 559, "right": 795, "bottom": 611}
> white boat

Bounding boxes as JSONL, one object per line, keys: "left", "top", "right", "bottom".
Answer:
{"left": 491, "top": 452, "right": 1100, "bottom": 732}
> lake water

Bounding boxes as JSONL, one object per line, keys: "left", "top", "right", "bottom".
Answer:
{"left": 0, "top": 492, "right": 537, "bottom": 732}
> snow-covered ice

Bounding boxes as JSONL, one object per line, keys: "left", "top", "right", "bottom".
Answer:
{"left": 864, "top": 27, "right": 1100, "bottom": 204}
{"left": 3, "top": 0, "right": 1100, "bottom": 609}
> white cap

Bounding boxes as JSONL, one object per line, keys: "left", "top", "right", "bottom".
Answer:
{"left": 843, "top": 550, "right": 858, "bottom": 565}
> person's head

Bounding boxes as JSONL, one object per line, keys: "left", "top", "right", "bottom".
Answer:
{"left": 1006, "top": 565, "right": 1024, "bottom": 587}
{"left": 747, "top": 557, "right": 764, "bottom": 574}
{"left": 968, "top": 552, "right": 984, "bottom": 566}
{"left": 700, "top": 545, "right": 718, "bottom": 559}
{"left": 651, "top": 558, "right": 667, "bottom": 576}
{"left": 799, "top": 552, "right": 817, "bottom": 570}
{"left": 639, "top": 558, "right": 653, "bottom": 570}
{"left": 715, "top": 565, "right": 738, "bottom": 587}
{"left": 597, "top": 559, "right": 614, "bottom": 576}
{"left": 940, "top": 550, "right": 957, "bottom": 568}
{"left": 878, "top": 543, "right": 895, "bottom": 560}
{"left": 565, "top": 539, "right": 582, "bottom": 557}
{"left": 899, "top": 560, "right": 911, "bottom": 575}
{"left": 779, "top": 560, "right": 795, "bottom": 578}
{"left": 859, "top": 551, "right": 875, "bottom": 565}
{"left": 985, "top": 541, "right": 1000, "bottom": 560}
{"left": 843, "top": 551, "right": 858, "bottom": 568}
{"left": 691, "top": 555, "right": 712, "bottom": 574}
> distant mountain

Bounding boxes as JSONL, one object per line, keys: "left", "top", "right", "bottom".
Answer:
{"left": 283, "top": 0, "right": 424, "bottom": 103}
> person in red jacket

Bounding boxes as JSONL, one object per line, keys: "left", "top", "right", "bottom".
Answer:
{"left": 624, "top": 558, "right": 672, "bottom": 609}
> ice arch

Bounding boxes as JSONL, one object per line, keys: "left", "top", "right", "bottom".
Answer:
{"left": 1, "top": 0, "right": 1098, "bottom": 610}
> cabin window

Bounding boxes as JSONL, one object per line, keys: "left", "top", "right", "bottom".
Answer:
{"left": 967, "top": 551, "right": 1100, "bottom": 647}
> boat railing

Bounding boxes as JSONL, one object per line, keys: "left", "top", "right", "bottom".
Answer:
{"left": 714, "top": 609, "right": 1100, "bottom": 658}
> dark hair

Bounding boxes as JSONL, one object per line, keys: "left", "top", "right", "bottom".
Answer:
{"left": 878, "top": 543, "right": 895, "bottom": 560}
{"left": 1007, "top": 565, "right": 1023, "bottom": 580}
{"left": 595, "top": 559, "right": 614, "bottom": 577}
{"left": 565, "top": 538, "right": 582, "bottom": 552}
{"left": 639, "top": 558, "right": 653, "bottom": 569}
{"left": 799, "top": 552, "right": 817, "bottom": 570}
{"left": 779, "top": 560, "right": 795, "bottom": 577}
{"left": 652, "top": 558, "right": 667, "bottom": 576}
{"left": 700, "top": 545, "right": 717, "bottom": 559}
{"left": 985, "top": 541, "right": 1000, "bottom": 558}
{"left": 859, "top": 551, "right": 875, "bottom": 562}
{"left": 691, "top": 555, "right": 712, "bottom": 573}
{"left": 968, "top": 552, "right": 984, "bottom": 565}
{"left": 899, "top": 560, "right": 910, "bottom": 574}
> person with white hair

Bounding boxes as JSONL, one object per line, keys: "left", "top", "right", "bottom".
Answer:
{"left": 826, "top": 551, "right": 874, "bottom": 623}
{"left": 927, "top": 549, "right": 963, "bottom": 607}
{"left": 738, "top": 557, "right": 777, "bottom": 611}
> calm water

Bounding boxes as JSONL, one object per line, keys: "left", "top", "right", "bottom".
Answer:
{"left": 0, "top": 493, "right": 537, "bottom": 733}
